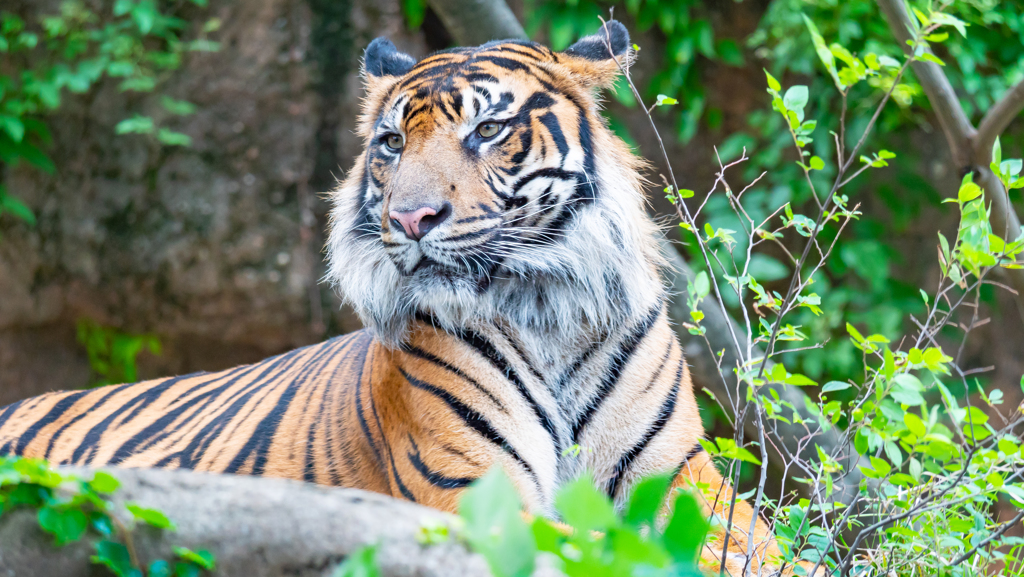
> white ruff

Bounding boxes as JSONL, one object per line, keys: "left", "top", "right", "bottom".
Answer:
{"left": 325, "top": 143, "right": 666, "bottom": 351}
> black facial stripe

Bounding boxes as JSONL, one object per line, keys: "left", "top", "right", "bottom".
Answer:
{"left": 487, "top": 92, "right": 516, "bottom": 115}
{"left": 511, "top": 167, "right": 584, "bottom": 195}
{"left": 472, "top": 85, "right": 493, "bottom": 100}
{"left": 537, "top": 111, "right": 568, "bottom": 158}
{"left": 463, "top": 72, "right": 499, "bottom": 84}
{"left": 475, "top": 56, "right": 532, "bottom": 74}
{"left": 573, "top": 106, "right": 598, "bottom": 203}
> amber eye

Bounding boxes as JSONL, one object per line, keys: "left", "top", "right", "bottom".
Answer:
{"left": 477, "top": 122, "right": 502, "bottom": 139}
{"left": 384, "top": 133, "right": 404, "bottom": 151}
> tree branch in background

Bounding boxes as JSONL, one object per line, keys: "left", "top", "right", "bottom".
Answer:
{"left": 876, "top": 0, "right": 1024, "bottom": 301}
{"left": 976, "top": 79, "right": 1024, "bottom": 160}
{"left": 426, "top": 0, "right": 528, "bottom": 45}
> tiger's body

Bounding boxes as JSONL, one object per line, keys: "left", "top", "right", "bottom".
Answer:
{"left": 0, "top": 22, "right": 804, "bottom": 574}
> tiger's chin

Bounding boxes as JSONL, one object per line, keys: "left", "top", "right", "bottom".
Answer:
{"left": 407, "top": 261, "right": 492, "bottom": 296}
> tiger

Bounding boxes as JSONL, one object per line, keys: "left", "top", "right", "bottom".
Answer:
{"left": 0, "top": 21, "right": 809, "bottom": 575}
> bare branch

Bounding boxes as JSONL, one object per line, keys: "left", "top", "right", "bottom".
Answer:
{"left": 876, "top": 0, "right": 1024, "bottom": 302}
{"left": 426, "top": 0, "right": 527, "bottom": 45}
{"left": 975, "top": 78, "right": 1024, "bottom": 164}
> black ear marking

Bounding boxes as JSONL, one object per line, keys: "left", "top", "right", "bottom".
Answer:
{"left": 564, "top": 20, "right": 629, "bottom": 61}
{"left": 363, "top": 37, "right": 416, "bottom": 78}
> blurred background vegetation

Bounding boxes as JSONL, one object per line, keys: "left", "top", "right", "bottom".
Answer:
{"left": 0, "top": 0, "right": 1021, "bottom": 466}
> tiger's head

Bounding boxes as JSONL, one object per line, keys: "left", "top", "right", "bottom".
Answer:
{"left": 327, "top": 21, "right": 665, "bottom": 346}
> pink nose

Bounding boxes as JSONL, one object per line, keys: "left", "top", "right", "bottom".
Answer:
{"left": 389, "top": 205, "right": 450, "bottom": 241}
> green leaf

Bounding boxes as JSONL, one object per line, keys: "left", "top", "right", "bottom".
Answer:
{"left": 662, "top": 490, "right": 708, "bottom": 564}
{"left": 173, "top": 547, "right": 216, "bottom": 570}
{"left": 156, "top": 128, "right": 192, "bottom": 147}
{"left": 38, "top": 506, "right": 88, "bottom": 545}
{"left": 0, "top": 115, "right": 25, "bottom": 142}
{"left": 127, "top": 503, "right": 175, "bottom": 529}
{"left": 623, "top": 473, "right": 672, "bottom": 530}
{"left": 92, "top": 540, "right": 141, "bottom": 577}
{"left": 821, "top": 381, "right": 850, "bottom": 393}
{"left": 891, "top": 374, "right": 925, "bottom": 406}
{"left": 993, "top": 137, "right": 1003, "bottom": 166}
{"left": 655, "top": 94, "right": 678, "bottom": 106}
{"left": 555, "top": 474, "right": 617, "bottom": 533}
{"left": 916, "top": 52, "right": 945, "bottom": 66}
{"left": 958, "top": 182, "right": 982, "bottom": 203}
{"left": 785, "top": 373, "right": 817, "bottom": 387}
{"left": 131, "top": 0, "right": 157, "bottom": 34}
{"left": 809, "top": 156, "right": 824, "bottom": 170}
{"left": 783, "top": 85, "right": 808, "bottom": 112}
{"left": 764, "top": 69, "right": 781, "bottom": 92}
{"left": 846, "top": 323, "right": 865, "bottom": 343}
{"left": 904, "top": 412, "right": 926, "bottom": 437}
{"left": 693, "top": 271, "right": 710, "bottom": 299}
{"left": 801, "top": 15, "right": 843, "bottom": 89}
{"left": 89, "top": 471, "right": 120, "bottom": 494}
{"left": 115, "top": 115, "right": 154, "bottom": 135}
{"left": 869, "top": 456, "right": 891, "bottom": 477}
{"left": 332, "top": 545, "right": 381, "bottom": 577}
{"left": 458, "top": 468, "right": 535, "bottom": 577}
{"left": 0, "top": 193, "right": 36, "bottom": 225}
{"left": 160, "top": 96, "right": 197, "bottom": 116}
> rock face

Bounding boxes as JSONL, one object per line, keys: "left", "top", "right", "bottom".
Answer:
{"left": 0, "top": 467, "right": 491, "bottom": 577}
{"left": 0, "top": 0, "right": 434, "bottom": 403}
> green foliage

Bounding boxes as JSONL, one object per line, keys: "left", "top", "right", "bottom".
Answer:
{"left": 332, "top": 544, "right": 381, "bottom": 577}
{"left": 0, "top": 0, "right": 218, "bottom": 225}
{"left": 524, "top": 0, "right": 734, "bottom": 144}
{"left": 591, "top": 0, "right": 1024, "bottom": 571}
{"left": 77, "top": 318, "right": 161, "bottom": 387}
{"left": 462, "top": 468, "right": 707, "bottom": 577}
{"left": 0, "top": 455, "right": 215, "bottom": 577}
{"left": 342, "top": 467, "right": 707, "bottom": 577}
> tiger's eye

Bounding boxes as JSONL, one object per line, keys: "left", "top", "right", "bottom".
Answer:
{"left": 385, "top": 134, "right": 404, "bottom": 151}
{"left": 477, "top": 122, "right": 501, "bottom": 139}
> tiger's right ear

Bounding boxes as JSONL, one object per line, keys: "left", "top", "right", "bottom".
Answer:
{"left": 362, "top": 38, "right": 416, "bottom": 85}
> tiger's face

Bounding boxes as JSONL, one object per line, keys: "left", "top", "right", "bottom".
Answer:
{"left": 328, "top": 22, "right": 665, "bottom": 345}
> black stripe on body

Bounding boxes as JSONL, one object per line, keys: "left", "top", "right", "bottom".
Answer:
{"left": 400, "top": 368, "right": 539, "bottom": 489}
{"left": 605, "top": 356, "right": 684, "bottom": 498}
{"left": 105, "top": 345, "right": 311, "bottom": 466}
{"left": 223, "top": 336, "right": 343, "bottom": 475}
{"left": 44, "top": 384, "right": 131, "bottom": 459}
{"left": 407, "top": 434, "right": 474, "bottom": 489}
{"left": 572, "top": 304, "right": 663, "bottom": 442}
{"left": 351, "top": 331, "right": 385, "bottom": 474}
{"left": 368, "top": 346, "right": 416, "bottom": 502}
{"left": 575, "top": 108, "right": 597, "bottom": 202}
{"left": 304, "top": 334, "right": 367, "bottom": 484}
{"left": 458, "top": 329, "right": 556, "bottom": 439}
{"left": 10, "top": 392, "right": 89, "bottom": 456}
{"left": 402, "top": 345, "right": 505, "bottom": 410}
{"left": 133, "top": 348, "right": 314, "bottom": 468}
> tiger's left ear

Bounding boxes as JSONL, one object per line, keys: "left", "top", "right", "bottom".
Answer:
{"left": 362, "top": 37, "right": 416, "bottom": 92}
{"left": 557, "top": 20, "right": 631, "bottom": 90}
